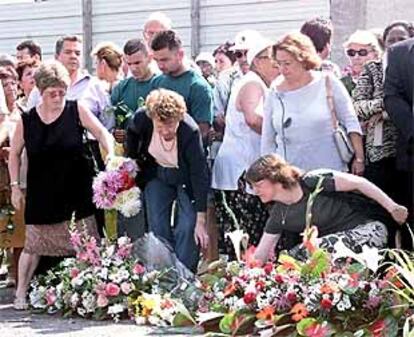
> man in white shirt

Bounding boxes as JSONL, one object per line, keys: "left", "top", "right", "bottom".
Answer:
{"left": 27, "top": 35, "right": 112, "bottom": 129}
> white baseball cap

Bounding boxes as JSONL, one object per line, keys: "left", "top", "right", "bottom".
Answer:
{"left": 195, "top": 52, "right": 215, "bottom": 67}
{"left": 246, "top": 35, "right": 274, "bottom": 66}
{"left": 231, "top": 29, "right": 263, "bottom": 51}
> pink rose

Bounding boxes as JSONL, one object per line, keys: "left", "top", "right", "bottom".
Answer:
{"left": 46, "top": 289, "right": 57, "bottom": 306}
{"left": 105, "top": 282, "right": 120, "bottom": 297}
{"left": 70, "top": 267, "right": 80, "bottom": 279}
{"left": 97, "top": 294, "right": 109, "bottom": 307}
{"left": 133, "top": 263, "right": 145, "bottom": 275}
{"left": 94, "top": 282, "right": 106, "bottom": 296}
{"left": 120, "top": 282, "right": 132, "bottom": 295}
{"left": 78, "top": 251, "right": 89, "bottom": 262}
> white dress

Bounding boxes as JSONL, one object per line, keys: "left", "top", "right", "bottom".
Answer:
{"left": 211, "top": 71, "right": 268, "bottom": 192}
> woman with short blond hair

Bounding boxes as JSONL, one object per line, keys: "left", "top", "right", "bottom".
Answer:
{"left": 9, "top": 61, "right": 114, "bottom": 309}
{"left": 261, "top": 32, "right": 363, "bottom": 174}
{"left": 91, "top": 42, "right": 123, "bottom": 87}
{"left": 126, "top": 88, "right": 209, "bottom": 272}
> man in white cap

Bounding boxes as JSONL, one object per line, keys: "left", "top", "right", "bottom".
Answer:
{"left": 211, "top": 33, "right": 279, "bottom": 257}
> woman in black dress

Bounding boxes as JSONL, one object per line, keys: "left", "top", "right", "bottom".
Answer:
{"left": 9, "top": 61, "right": 114, "bottom": 309}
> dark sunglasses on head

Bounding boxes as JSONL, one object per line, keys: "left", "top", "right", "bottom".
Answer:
{"left": 346, "top": 48, "right": 371, "bottom": 57}
{"left": 234, "top": 50, "right": 247, "bottom": 58}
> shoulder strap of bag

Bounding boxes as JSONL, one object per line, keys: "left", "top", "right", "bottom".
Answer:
{"left": 325, "top": 75, "right": 339, "bottom": 129}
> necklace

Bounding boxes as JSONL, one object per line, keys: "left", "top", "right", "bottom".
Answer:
{"left": 159, "top": 133, "right": 176, "bottom": 152}
{"left": 280, "top": 204, "right": 290, "bottom": 226}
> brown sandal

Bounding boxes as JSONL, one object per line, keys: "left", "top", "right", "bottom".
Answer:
{"left": 13, "top": 297, "right": 28, "bottom": 310}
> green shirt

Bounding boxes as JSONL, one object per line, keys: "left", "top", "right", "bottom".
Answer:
{"left": 153, "top": 69, "right": 213, "bottom": 124}
{"left": 111, "top": 74, "right": 159, "bottom": 112}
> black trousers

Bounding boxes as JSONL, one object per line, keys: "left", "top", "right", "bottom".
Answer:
{"left": 365, "top": 157, "right": 413, "bottom": 249}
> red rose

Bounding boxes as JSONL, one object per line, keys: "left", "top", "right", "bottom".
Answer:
{"left": 119, "top": 171, "right": 135, "bottom": 192}
{"left": 321, "top": 298, "right": 333, "bottom": 310}
{"left": 274, "top": 274, "right": 284, "bottom": 283}
{"left": 287, "top": 292, "right": 297, "bottom": 303}
{"left": 263, "top": 263, "right": 273, "bottom": 275}
{"left": 255, "top": 280, "right": 266, "bottom": 291}
{"left": 243, "top": 292, "right": 256, "bottom": 305}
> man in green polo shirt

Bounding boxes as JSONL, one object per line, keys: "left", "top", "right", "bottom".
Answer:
{"left": 151, "top": 30, "right": 213, "bottom": 139}
{"left": 111, "top": 38, "right": 159, "bottom": 116}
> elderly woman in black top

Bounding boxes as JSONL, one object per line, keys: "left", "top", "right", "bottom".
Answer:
{"left": 126, "top": 88, "right": 209, "bottom": 272}
{"left": 246, "top": 154, "right": 408, "bottom": 263}
{"left": 9, "top": 61, "right": 114, "bottom": 309}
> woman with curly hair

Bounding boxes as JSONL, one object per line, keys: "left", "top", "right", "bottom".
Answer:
{"left": 126, "top": 88, "right": 209, "bottom": 272}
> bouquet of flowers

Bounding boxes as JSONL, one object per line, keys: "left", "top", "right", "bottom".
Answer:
{"left": 29, "top": 215, "right": 199, "bottom": 327}
{"left": 92, "top": 156, "right": 141, "bottom": 218}
{"left": 197, "top": 237, "right": 408, "bottom": 337}
{"left": 29, "top": 219, "right": 152, "bottom": 321}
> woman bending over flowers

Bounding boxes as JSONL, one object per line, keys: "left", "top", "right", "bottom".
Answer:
{"left": 246, "top": 154, "right": 408, "bottom": 263}
{"left": 126, "top": 88, "right": 209, "bottom": 273}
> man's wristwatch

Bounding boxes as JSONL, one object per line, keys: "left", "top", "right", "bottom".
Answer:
{"left": 10, "top": 181, "right": 19, "bottom": 187}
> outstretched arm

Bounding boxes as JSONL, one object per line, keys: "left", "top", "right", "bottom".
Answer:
{"left": 333, "top": 171, "right": 408, "bottom": 224}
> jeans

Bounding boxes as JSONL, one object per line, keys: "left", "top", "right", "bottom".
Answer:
{"left": 144, "top": 167, "right": 199, "bottom": 272}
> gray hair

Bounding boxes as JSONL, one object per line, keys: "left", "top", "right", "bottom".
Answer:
{"left": 34, "top": 61, "right": 70, "bottom": 93}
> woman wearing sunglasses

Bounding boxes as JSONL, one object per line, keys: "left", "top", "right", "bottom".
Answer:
{"left": 341, "top": 30, "right": 382, "bottom": 95}
{"left": 352, "top": 21, "right": 414, "bottom": 247}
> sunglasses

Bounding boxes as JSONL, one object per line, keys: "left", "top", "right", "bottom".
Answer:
{"left": 346, "top": 49, "right": 372, "bottom": 57}
{"left": 44, "top": 89, "right": 66, "bottom": 99}
{"left": 234, "top": 50, "right": 247, "bottom": 58}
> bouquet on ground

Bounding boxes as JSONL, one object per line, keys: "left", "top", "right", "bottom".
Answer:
{"left": 29, "top": 216, "right": 152, "bottom": 321}
{"left": 93, "top": 156, "right": 141, "bottom": 218}
{"left": 197, "top": 232, "right": 408, "bottom": 337}
{"left": 29, "top": 216, "right": 199, "bottom": 326}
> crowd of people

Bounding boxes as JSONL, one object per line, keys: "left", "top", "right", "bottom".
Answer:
{"left": 0, "top": 11, "right": 412, "bottom": 310}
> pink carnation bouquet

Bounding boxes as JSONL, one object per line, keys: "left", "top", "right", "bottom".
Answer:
{"left": 92, "top": 157, "right": 141, "bottom": 217}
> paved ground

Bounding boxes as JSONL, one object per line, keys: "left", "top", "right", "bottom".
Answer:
{"left": 0, "top": 285, "right": 203, "bottom": 337}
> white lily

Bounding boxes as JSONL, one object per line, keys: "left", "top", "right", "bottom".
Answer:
{"left": 225, "top": 229, "right": 249, "bottom": 262}
{"left": 332, "top": 240, "right": 383, "bottom": 273}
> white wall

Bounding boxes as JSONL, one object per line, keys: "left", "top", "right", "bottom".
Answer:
{"left": 0, "top": 0, "right": 330, "bottom": 65}
{"left": 199, "top": 0, "right": 329, "bottom": 53}
{"left": 91, "top": 0, "right": 192, "bottom": 53}
{"left": 0, "top": 0, "right": 82, "bottom": 60}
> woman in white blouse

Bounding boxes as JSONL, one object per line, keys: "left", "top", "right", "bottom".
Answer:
{"left": 261, "top": 32, "right": 364, "bottom": 174}
{"left": 211, "top": 35, "right": 279, "bottom": 256}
